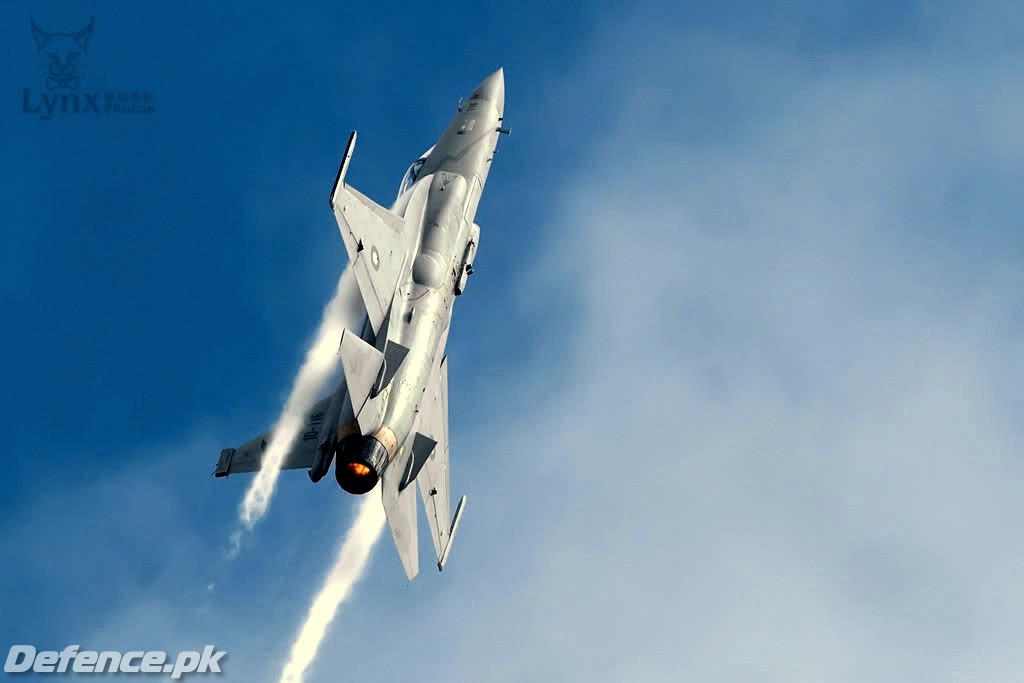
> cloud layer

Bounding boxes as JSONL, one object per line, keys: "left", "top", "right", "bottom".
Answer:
{"left": 317, "top": 5, "right": 1024, "bottom": 682}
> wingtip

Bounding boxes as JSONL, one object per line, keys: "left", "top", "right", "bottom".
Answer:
{"left": 330, "top": 131, "right": 359, "bottom": 209}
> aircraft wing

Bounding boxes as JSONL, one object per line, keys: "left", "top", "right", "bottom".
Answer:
{"left": 415, "top": 355, "right": 467, "bottom": 570}
{"left": 379, "top": 354, "right": 467, "bottom": 579}
{"left": 214, "top": 397, "right": 330, "bottom": 477}
{"left": 414, "top": 355, "right": 451, "bottom": 566}
{"left": 377, "top": 357, "right": 446, "bottom": 581}
{"left": 381, "top": 444, "right": 419, "bottom": 581}
{"left": 330, "top": 132, "right": 411, "bottom": 337}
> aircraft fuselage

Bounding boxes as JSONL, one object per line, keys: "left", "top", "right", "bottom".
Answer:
{"left": 331, "top": 69, "right": 506, "bottom": 494}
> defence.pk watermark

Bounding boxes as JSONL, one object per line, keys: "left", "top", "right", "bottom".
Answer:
{"left": 5, "top": 645, "right": 225, "bottom": 679}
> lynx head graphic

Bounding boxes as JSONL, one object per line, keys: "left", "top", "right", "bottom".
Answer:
{"left": 31, "top": 17, "right": 94, "bottom": 91}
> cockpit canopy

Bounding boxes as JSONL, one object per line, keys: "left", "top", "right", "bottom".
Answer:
{"left": 396, "top": 145, "right": 435, "bottom": 200}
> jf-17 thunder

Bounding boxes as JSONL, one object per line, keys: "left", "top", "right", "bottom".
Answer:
{"left": 213, "top": 69, "right": 508, "bottom": 581}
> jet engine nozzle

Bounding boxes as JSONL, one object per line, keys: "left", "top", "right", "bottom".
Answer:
{"left": 335, "top": 435, "right": 390, "bottom": 495}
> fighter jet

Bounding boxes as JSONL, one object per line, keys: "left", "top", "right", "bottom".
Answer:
{"left": 214, "top": 69, "right": 508, "bottom": 580}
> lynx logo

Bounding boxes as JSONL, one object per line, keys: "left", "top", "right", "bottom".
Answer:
{"left": 22, "top": 17, "right": 155, "bottom": 121}
{"left": 32, "top": 17, "right": 93, "bottom": 90}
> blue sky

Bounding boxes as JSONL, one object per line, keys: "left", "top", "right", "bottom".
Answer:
{"left": 3, "top": 0, "right": 1024, "bottom": 681}
{"left": 0, "top": 0, "right": 596, "bottom": 479}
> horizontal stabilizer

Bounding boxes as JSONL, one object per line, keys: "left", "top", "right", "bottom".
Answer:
{"left": 338, "top": 329, "right": 384, "bottom": 432}
{"left": 214, "top": 397, "right": 331, "bottom": 477}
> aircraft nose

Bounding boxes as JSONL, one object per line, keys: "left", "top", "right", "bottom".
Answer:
{"left": 471, "top": 67, "right": 505, "bottom": 108}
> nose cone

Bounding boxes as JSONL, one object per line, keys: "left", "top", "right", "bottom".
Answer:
{"left": 470, "top": 67, "right": 505, "bottom": 110}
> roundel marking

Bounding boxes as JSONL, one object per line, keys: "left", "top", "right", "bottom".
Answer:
{"left": 371, "top": 246, "right": 381, "bottom": 270}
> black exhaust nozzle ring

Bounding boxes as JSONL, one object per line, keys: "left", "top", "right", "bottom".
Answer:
{"left": 335, "top": 435, "right": 390, "bottom": 495}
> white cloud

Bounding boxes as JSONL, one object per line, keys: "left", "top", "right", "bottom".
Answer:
{"left": 310, "top": 5, "right": 1024, "bottom": 683}
{"left": 278, "top": 492, "right": 385, "bottom": 683}
{"left": 235, "top": 266, "right": 362, "bottom": 536}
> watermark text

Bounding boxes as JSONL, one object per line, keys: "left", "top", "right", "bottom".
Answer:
{"left": 5, "top": 645, "right": 225, "bottom": 679}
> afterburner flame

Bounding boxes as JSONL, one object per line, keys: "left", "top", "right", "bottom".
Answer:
{"left": 346, "top": 462, "right": 371, "bottom": 477}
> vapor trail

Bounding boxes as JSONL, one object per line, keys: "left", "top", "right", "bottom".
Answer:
{"left": 279, "top": 492, "right": 387, "bottom": 683}
{"left": 232, "top": 267, "right": 364, "bottom": 548}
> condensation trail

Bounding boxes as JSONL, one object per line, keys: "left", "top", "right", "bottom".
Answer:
{"left": 233, "top": 267, "right": 364, "bottom": 546}
{"left": 278, "top": 492, "right": 387, "bottom": 683}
